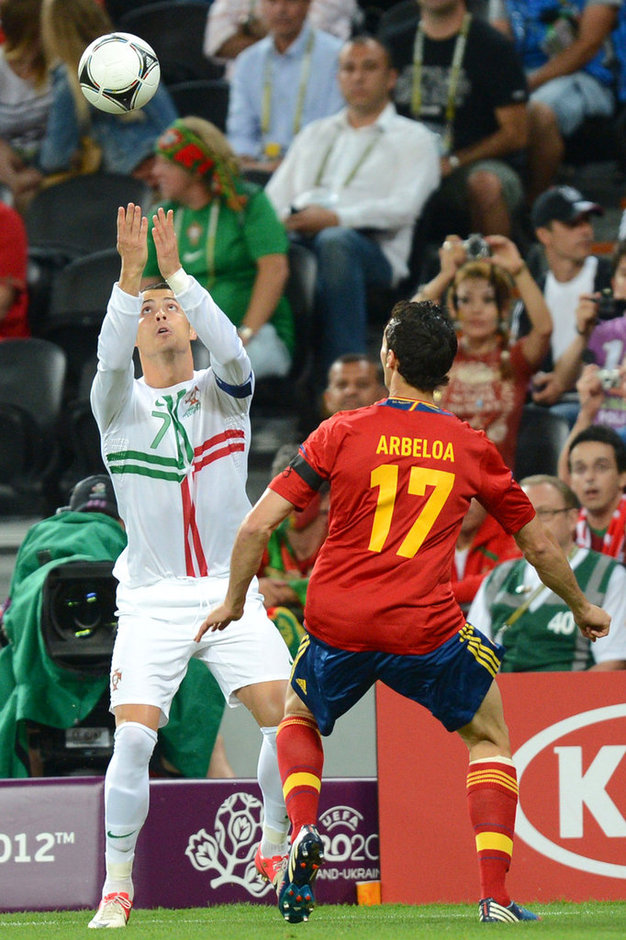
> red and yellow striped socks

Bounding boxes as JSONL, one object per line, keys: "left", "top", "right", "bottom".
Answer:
{"left": 276, "top": 715, "right": 324, "bottom": 836}
{"left": 467, "top": 757, "right": 518, "bottom": 906}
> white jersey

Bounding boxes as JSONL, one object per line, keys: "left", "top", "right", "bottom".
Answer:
{"left": 91, "top": 277, "right": 254, "bottom": 587}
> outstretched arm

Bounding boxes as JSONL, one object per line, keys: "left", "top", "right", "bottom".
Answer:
{"left": 91, "top": 204, "right": 149, "bottom": 429}
{"left": 151, "top": 207, "right": 251, "bottom": 386}
{"left": 194, "top": 488, "right": 295, "bottom": 640}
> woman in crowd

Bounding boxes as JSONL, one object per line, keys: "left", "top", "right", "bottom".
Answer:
{"left": 414, "top": 234, "right": 552, "bottom": 469}
{"left": 0, "top": 0, "right": 51, "bottom": 209}
{"left": 143, "top": 116, "right": 294, "bottom": 379}
{"left": 38, "top": 0, "right": 177, "bottom": 184}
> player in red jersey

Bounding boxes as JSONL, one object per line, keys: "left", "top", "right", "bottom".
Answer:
{"left": 196, "top": 299, "right": 610, "bottom": 925}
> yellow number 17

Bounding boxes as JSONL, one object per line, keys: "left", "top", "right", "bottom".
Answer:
{"left": 368, "top": 464, "right": 455, "bottom": 558}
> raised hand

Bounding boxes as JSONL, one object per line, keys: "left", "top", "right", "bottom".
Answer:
{"left": 152, "top": 207, "right": 182, "bottom": 281}
{"left": 117, "top": 203, "right": 148, "bottom": 296}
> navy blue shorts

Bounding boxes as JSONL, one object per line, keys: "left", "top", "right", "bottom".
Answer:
{"left": 290, "top": 624, "right": 503, "bottom": 736}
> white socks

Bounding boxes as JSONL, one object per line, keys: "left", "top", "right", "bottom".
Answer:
{"left": 102, "top": 721, "right": 157, "bottom": 898}
{"left": 257, "top": 725, "right": 289, "bottom": 856}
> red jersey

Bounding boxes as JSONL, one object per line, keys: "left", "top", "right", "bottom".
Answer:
{"left": 0, "top": 203, "right": 29, "bottom": 340}
{"left": 270, "top": 398, "right": 535, "bottom": 654}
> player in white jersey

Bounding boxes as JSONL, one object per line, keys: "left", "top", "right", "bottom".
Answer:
{"left": 87, "top": 204, "right": 292, "bottom": 929}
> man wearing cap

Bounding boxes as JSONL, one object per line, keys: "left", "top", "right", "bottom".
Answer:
{"left": 516, "top": 185, "right": 614, "bottom": 425}
{"left": 0, "top": 475, "right": 127, "bottom": 778}
{"left": 226, "top": 0, "right": 344, "bottom": 174}
{"left": 0, "top": 475, "right": 232, "bottom": 785}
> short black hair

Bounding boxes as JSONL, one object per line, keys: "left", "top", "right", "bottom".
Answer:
{"left": 341, "top": 33, "right": 394, "bottom": 70}
{"left": 384, "top": 299, "right": 457, "bottom": 391}
{"left": 567, "top": 424, "right": 626, "bottom": 474}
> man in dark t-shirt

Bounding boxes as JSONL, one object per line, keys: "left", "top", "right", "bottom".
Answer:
{"left": 382, "top": 0, "right": 528, "bottom": 240}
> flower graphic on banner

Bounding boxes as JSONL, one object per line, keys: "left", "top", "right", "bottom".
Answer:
{"left": 185, "top": 792, "right": 272, "bottom": 897}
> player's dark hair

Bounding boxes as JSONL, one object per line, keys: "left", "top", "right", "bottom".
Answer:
{"left": 567, "top": 424, "right": 626, "bottom": 474}
{"left": 384, "top": 300, "right": 457, "bottom": 391}
{"left": 141, "top": 281, "right": 170, "bottom": 293}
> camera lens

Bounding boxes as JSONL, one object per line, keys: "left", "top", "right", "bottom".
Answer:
{"left": 54, "top": 584, "right": 116, "bottom": 639}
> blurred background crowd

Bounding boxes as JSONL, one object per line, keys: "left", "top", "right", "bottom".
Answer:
{"left": 0, "top": 0, "right": 625, "bottom": 781}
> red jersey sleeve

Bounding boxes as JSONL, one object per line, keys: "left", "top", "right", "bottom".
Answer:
{"left": 269, "top": 418, "right": 338, "bottom": 509}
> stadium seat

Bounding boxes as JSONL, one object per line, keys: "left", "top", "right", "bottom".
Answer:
{"left": 513, "top": 404, "right": 571, "bottom": 481}
{"left": 39, "top": 248, "right": 121, "bottom": 399}
{"left": 25, "top": 174, "right": 153, "bottom": 335}
{"left": 251, "top": 242, "right": 319, "bottom": 444}
{"left": 167, "top": 79, "right": 230, "bottom": 132}
{"left": 117, "top": 1, "right": 225, "bottom": 86}
{"left": 0, "top": 338, "right": 67, "bottom": 512}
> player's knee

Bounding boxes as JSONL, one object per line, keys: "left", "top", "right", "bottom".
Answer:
{"left": 113, "top": 721, "right": 157, "bottom": 768}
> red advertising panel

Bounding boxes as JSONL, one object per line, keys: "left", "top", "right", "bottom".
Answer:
{"left": 377, "top": 673, "right": 626, "bottom": 903}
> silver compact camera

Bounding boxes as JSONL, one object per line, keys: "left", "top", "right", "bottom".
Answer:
{"left": 597, "top": 368, "right": 622, "bottom": 391}
{"left": 463, "top": 233, "right": 490, "bottom": 260}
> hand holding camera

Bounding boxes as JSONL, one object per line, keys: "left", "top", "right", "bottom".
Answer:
{"left": 574, "top": 293, "right": 600, "bottom": 338}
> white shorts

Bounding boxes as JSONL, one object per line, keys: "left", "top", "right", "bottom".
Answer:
{"left": 109, "top": 577, "right": 292, "bottom": 726}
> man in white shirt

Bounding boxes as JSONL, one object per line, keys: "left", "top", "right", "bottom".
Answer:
{"left": 87, "top": 206, "right": 292, "bottom": 927}
{"left": 266, "top": 35, "right": 440, "bottom": 373}
{"left": 522, "top": 185, "right": 611, "bottom": 425}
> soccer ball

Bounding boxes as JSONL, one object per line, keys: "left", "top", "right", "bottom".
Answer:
{"left": 78, "top": 32, "right": 160, "bottom": 115}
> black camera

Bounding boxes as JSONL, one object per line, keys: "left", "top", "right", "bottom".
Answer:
{"left": 41, "top": 560, "right": 118, "bottom": 674}
{"left": 463, "top": 233, "right": 490, "bottom": 260}
{"left": 596, "top": 291, "right": 626, "bottom": 321}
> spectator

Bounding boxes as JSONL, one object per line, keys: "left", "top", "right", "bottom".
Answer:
{"left": 469, "top": 474, "right": 626, "bottom": 671}
{"left": 204, "top": 0, "right": 357, "bottom": 74}
{"left": 383, "top": 0, "right": 528, "bottom": 238}
{"left": 322, "top": 352, "right": 385, "bottom": 416}
{"left": 414, "top": 233, "right": 552, "bottom": 468}
{"left": 491, "top": 0, "right": 620, "bottom": 201}
{"left": 452, "top": 497, "right": 521, "bottom": 613}
{"left": 551, "top": 240, "right": 626, "bottom": 442}
{"left": 144, "top": 116, "right": 294, "bottom": 379}
{"left": 0, "top": 201, "right": 29, "bottom": 339}
{"left": 267, "top": 35, "right": 439, "bottom": 374}
{"left": 0, "top": 0, "right": 51, "bottom": 210}
{"left": 525, "top": 185, "right": 614, "bottom": 425}
{"left": 562, "top": 425, "right": 626, "bottom": 562}
{"left": 226, "top": 0, "right": 344, "bottom": 173}
{"left": 38, "top": 0, "right": 177, "bottom": 184}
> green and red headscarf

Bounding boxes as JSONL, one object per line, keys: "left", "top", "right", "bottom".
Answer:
{"left": 156, "top": 120, "right": 247, "bottom": 212}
